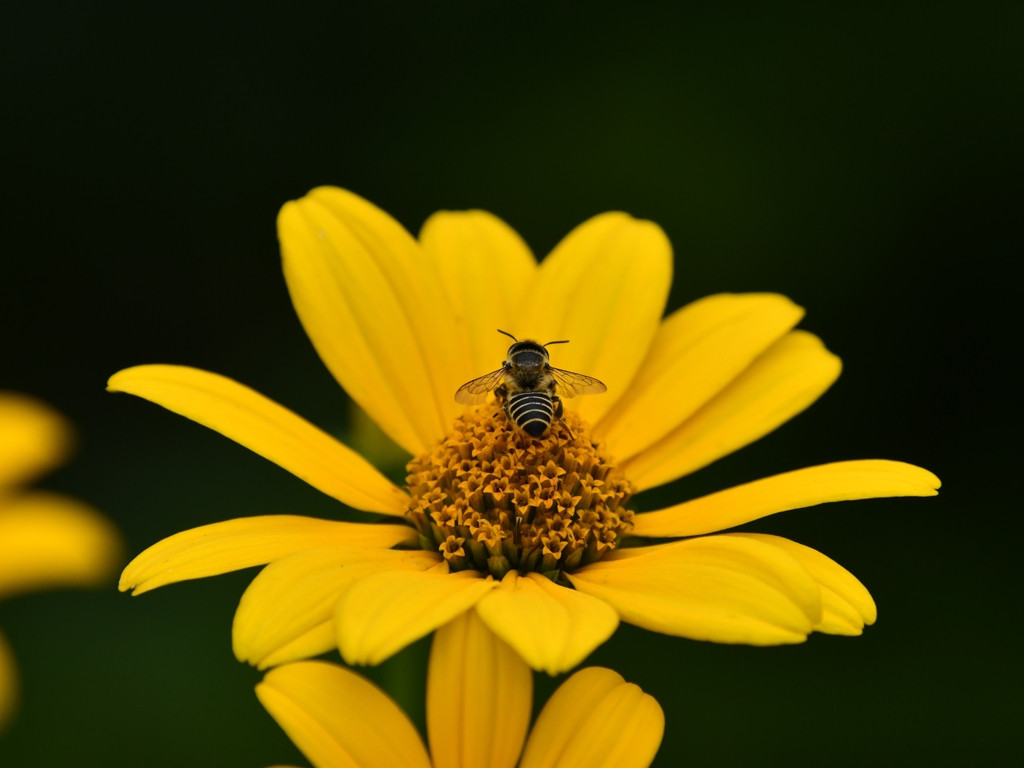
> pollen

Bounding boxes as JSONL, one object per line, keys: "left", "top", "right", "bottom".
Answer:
{"left": 405, "top": 405, "right": 634, "bottom": 579}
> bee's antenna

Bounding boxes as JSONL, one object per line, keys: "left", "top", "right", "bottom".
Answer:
{"left": 544, "top": 339, "right": 570, "bottom": 347}
{"left": 497, "top": 329, "right": 519, "bottom": 342}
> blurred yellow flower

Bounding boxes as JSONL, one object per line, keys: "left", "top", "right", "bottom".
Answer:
{"left": 0, "top": 393, "right": 122, "bottom": 729}
{"left": 112, "top": 187, "right": 939, "bottom": 676}
{"left": 257, "top": 611, "right": 663, "bottom": 768}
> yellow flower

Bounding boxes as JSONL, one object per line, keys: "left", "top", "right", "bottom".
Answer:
{"left": 257, "top": 611, "right": 663, "bottom": 768}
{"left": 0, "top": 393, "right": 122, "bottom": 729}
{"left": 112, "top": 186, "right": 939, "bottom": 675}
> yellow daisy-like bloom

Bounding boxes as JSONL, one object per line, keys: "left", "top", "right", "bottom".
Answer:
{"left": 257, "top": 611, "right": 663, "bottom": 768}
{"left": 113, "top": 187, "right": 940, "bottom": 675}
{"left": 0, "top": 393, "right": 122, "bottom": 729}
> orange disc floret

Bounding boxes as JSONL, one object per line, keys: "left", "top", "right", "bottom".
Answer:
{"left": 405, "top": 405, "right": 634, "bottom": 579}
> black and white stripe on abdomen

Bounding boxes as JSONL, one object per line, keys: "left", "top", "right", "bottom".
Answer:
{"left": 507, "top": 391, "right": 554, "bottom": 437}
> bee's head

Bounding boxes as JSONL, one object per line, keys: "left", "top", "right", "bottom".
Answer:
{"left": 506, "top": 340, "right": 548, "bottom": 371}
{"left": 497, "top": 330, "right": 567, "bottom": 372}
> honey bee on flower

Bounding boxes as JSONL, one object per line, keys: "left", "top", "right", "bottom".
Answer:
{"left": 455, "top": 330, "right": 606, "bottom": 439}
{"left": 111, "top": 186, "right": 939, "bottom": 677}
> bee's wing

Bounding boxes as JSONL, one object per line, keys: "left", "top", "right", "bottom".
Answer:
{"left": 549, "top": 367, "right": 608, "bottom": 399}
{"left": 454, "top": 368, "right": 506, "bottom": 405}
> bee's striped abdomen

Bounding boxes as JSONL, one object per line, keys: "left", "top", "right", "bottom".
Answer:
{"left": 506, "top": 391, "right": 554, "bottom": 437}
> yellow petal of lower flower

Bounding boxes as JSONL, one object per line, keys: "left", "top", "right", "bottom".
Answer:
{"left": 336, "top": 568, "right": 497, "bottom": 666}
{"left": 120, "top": 516, "right": 417, "bottom": 595}
{"left": 420, "top": 210, "right": 538, "bottom": 382}
{"left": 0, "top": 492, "right": 122, "bottom": 600}
{"left": 108, "top": 365, "right": 409, "bottom": 515}
{"left": 732, "top": 533, "right": 877, "bottom": 633}
{"left": 521, "top": 213, "right": 672, "bottom": 424}
{"left": 0, "top": 629, "right": 18, "bottom": 731}
{"left": 623, "top": 330, "right": 841, "bottom": 490}
{"left": 569, "top": 535, "right": 821, "bottom": 645}
{"left": 475, "top": 572, "right": 618, "bottom": 675}
{"left": 233, "top": 547, "right": 439, "bottom": 669}
{"left": 280, "top": 187, "right": 462, "bottom": 454}
{"left": 427, "top": 610, "right": 532, "bottom": 768}
{"left": 631, "top": 460, "right": 940, "bottom": 538}
{"left": 520, "top": 667, "right": 664, "bottom": 768}
{"left": 257, "top": 660, "right": 431, "bottom": 768}
{"left": 596, "top": 293, "right": 804, "bottom": 462}
{"left": 519, "top": 667, "right": 623, "bottom": 768}
{"left": 0, "top": 392, "right": 71, "bottom": 490}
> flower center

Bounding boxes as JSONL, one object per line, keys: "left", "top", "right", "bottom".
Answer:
{"left": 404, "top": 405, "right": 634, "bottom": 580}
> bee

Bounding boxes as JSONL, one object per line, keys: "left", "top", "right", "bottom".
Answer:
{"left": 455, "top": 330, "right": 607, "bottom": 438}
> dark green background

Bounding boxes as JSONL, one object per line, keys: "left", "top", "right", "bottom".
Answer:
{"left": 2, "top": 2, "right": 1021, "bottom": 765}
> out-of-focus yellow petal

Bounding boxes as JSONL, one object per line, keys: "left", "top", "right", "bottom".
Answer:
{"left": 336, "top": 568, "right": 496, "bottom": 666}
{"left": 519, "top": 667, "right": 664, "bottom": 768}
{"left": 279, "top": 187, "right": 462, "bottom": 454}
{"left": 518, "top": 213, "right": 671, "bottom": 424}
{"left": 0, "top": 492, "right": 122, "bottom": 601}
{"left": 420, "top": 210, "right": 537, "bottom": 384}
{"left": 475, "top": 572, "right": 618, "bottom": 674}
{"left": 427, "top": 610, "right": 531, "bottom": 768}
{"left": 596, "top": 293, "right": 804, "bottom": 462}
{"left": 108, "top": 365, "right": 408, "bottom": 515}
{"left": 0, "top": 393, "right": 71, "bottom": 490}
{"left": 257, "top": 660, "right": 432, "bottom": 768}
{"left": 733, "top": 533, "right": 877, "bottom": 634}
{"left": 234, "top": 548, "right": 439, "bottom": 669}
{"left": 569, "top": 535, "right": 821, "bottom": 645}
{"left": 120, "top": 515, "right": 416, "bottom": 595}
{"left": 631, "top": 460, "right": 940, "bottom": 538}
{"left": 0, "top": 630, "right": 18, "bottom": 731}
{"left": 623, "top": 331, "right": 841, "bottom": 490}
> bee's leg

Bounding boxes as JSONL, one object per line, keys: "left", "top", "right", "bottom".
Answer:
{"left": 494, "top": 386, "right": 511, "bottom": 424}
{"left": 552, "top": 396, "right": 575, "bottom": 442}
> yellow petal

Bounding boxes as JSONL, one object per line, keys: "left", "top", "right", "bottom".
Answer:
{"left": 234, "top": 547, "right": 439, "bottom": 669}
{"left": 0, "top": 629, "right": 18, "bottom": 731}
{"left": 259, "top": 621, "right": 338, "bottom": 670}
{"left": 279, "top": 187, "right": 462, "bottom": 454}
{"left": 257, "top": 660, "right": 431, "bottom": 768}
{"left": 519, "top": 213, "right": 672, "bottom": 424}
{"left": 0, "top": 392, "right": 71, "bottom": 490}
{"left": 475, "top": 572, "right": 618, "bottom": 674}
{"left": 427, "top": 610, "right": 532, "bottom": 768}
{"left": 520, "top": 667, "right": 664, "bottom": 768}
{"left": 120, "top": 516, "right": 417, "bottom": 595}
{"left": 336, "top": 568, "right": 497, "bottom": 666}
{"left": 0, "top": 492, "right": 122, "bottom": 600}
{"left": 569, "top": 535, "right": 821, "bottom": 645}
{"left": 596, "top": 293, "right": 804, "bottom": 463}
{"left": 623, "top": 330, "right": 841, "bottom": 490}
{"left": 631, "top": 460, "right": 940, "bottom": 538}
{"left": 108, "top": 365, "right": 408, "bottom": 515}
{"left": 419, "top": 210, "right": 538, "bottom": 383}
{"left": 732, "top": 533, "right": 877, "bottom": 634}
